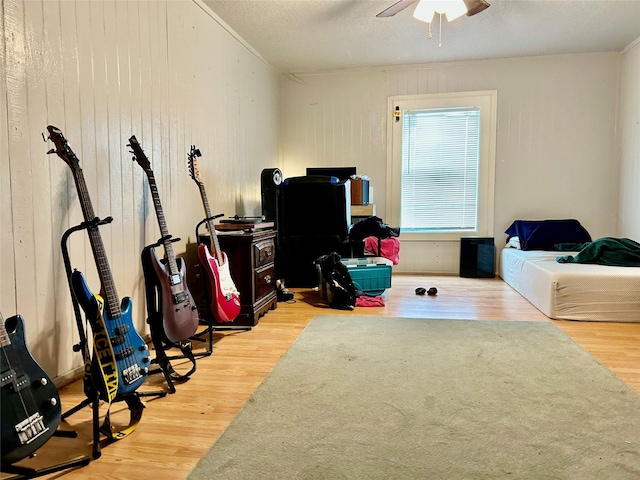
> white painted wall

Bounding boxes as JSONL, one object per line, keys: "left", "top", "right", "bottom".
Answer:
{"left": 1, "top": 0, "right": 280, "bottom": 380}
{"left": 281, "top": 53, "right": 624, "bottom": 273}
{"left": 618, "top": 39, "right": 640, "bottom": 240}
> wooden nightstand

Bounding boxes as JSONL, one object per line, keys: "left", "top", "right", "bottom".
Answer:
{"left": 216, "top": 229, "right": 278, "bottom": 326}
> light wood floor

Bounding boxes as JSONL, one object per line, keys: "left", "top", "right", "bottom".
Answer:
{"left": 3, "top": 274, "right": 640, "bottom": 479}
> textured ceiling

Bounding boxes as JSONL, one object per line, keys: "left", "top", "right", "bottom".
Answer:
{"left": 203, "top": 0, "right": 640, "bottom": 73}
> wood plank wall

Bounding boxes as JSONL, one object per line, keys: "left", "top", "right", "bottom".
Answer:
{"left": 1, "top": 0, "right": 280, "bottom": 380}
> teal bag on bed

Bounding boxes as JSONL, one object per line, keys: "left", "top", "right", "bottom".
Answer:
{"left": 556, "top": 237, "right": 640, "bottom": 266}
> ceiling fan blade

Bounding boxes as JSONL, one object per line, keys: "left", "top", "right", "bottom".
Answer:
{"left": 376, "top": 0, "right": 418, "bottom": 18}
{"left": 376, "top": 0, "right": 489, "bottom": 19}
{"left": 464, "top": 0, "right": 490, "bottom": 16}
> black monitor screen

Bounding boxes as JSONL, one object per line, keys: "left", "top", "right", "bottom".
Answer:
{"left": 306, "top": 166, "right": 356, "bottom": 182}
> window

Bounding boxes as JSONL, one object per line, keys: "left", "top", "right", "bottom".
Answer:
{"left": 401, "top": 106, "right": 480, "bottom": 233}
{"left": 387, "top": 91, "right": 497, "bottom": 241}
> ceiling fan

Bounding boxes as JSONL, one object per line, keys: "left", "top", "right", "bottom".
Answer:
{"left": 376, "top": 0, "right": 490, "bottom": 19}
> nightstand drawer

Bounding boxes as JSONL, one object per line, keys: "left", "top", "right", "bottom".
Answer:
{"left": 254, "top": 239, "right": 275, "bottom": 268}
{"left": 255, "top": 264, "right": 275, "bottom": 300}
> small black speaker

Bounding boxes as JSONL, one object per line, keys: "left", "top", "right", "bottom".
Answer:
{"left": 261, "top": 168, "right": 282, "bottom": 222}
{"left": 460, "top": 237, "right": 495, "bottom": 278}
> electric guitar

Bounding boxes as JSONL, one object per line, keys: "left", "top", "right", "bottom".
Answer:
{"left": 128, "top": 135, "right": 200, "bottom": 343}
{"left": 46, "top": 125, "right": 150, "bottom": 398}
{"left": 1, "top": 311, "right": 61, "bottom": 465}
{"left": 187, "top": 146, "right": 241, "bottom": 323}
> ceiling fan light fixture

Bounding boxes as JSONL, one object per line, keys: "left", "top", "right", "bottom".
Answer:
{"left": 412, "top": 1, "right": 436, "bottom": 23}
{"left": 413, "top": 0, "right": 468, "bottom": 23}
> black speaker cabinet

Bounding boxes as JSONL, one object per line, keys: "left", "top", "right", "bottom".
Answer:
{"left": 261, "top": 168, "right": 282, "bottom": 222}
{"left": 459, "top": 237, "right": 495, "bottom": 278}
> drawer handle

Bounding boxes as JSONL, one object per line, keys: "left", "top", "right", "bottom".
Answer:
{"left": 264, "top": 248, "right": 272, "bottom": 257}
{"left": 264, "top": 274, "right": 272, "bottom": 284}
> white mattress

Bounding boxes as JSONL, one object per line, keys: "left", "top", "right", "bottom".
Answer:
{"left": 499, "top": 248, "right": 640, "bottom": 322}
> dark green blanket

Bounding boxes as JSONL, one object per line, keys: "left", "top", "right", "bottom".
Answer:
{"left": 556, "top": 237, "right": 640, "bottom": 266}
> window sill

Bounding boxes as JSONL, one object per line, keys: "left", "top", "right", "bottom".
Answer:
{"left": 399, "top": 232, "right": 487, "bottom": 242}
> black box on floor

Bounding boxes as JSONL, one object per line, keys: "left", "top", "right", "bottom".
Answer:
{"left": 460, "top": 237, "right": 495, "bottom": 278}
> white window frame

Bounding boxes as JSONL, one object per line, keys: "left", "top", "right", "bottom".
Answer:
{"left": 386, "top": 90, "right": 497, "bottom": 242}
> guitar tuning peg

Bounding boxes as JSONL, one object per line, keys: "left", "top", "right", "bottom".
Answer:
{"left": 46, "top": 148, "right": 55, "bottom": 155}
{"left": 42, "top": 132, "right": 48, "bottom": 142}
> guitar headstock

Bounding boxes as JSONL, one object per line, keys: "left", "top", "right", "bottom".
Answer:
{"left": 187, "top": 145, "right": 203, "bottom": 185}
{"left": 128, "top": 135, "right": 151, "bottom": 172}
{"left": 46, "top": 125, "right": 81, "bottom": 171}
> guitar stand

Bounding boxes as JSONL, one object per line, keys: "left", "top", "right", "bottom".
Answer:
{"left": 1, "top": 453, "right": 91, "bottom": 480}
{"left": 60, "top": 217, "right": 165, "bottom": 460}
{"left": 195, "top": 215, "right": 252, "bottom": 335}
{"left": 141, "top": 236, "right": 208, "bottom": 394}
{"left": 0, "top": 428, "right": 91, "bottom": 479}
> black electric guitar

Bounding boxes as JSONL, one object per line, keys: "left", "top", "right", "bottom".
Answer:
{"left": 128, "top": 135, "right": 200, "bottom": 343}
{"left": 1, "top": 311, "right": 61, "bottom": 465}
{"left": 47, "top": 125, "right": 150, "bottom": 398}
{"left": 187, "top": 146, "right": 241, "bottom": 323}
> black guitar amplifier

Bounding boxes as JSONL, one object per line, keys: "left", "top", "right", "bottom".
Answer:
{"left": 459, "top": 237, "right": 495, "bottom": 278}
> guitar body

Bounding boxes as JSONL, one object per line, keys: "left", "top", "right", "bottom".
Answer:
{"left": 71, "top": 270, "right": 149, "bottom": 397}
{"left": 198, "top": 244, "right": 241, "bottom": 323}
{"left": 148, "top": 248, "right": 199, "bottom": 343}
{"left": 1, "top": 314, "right": 61, "bottom": 465}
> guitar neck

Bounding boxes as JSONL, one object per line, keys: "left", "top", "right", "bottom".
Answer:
{"left": 198, "top": 183, "right": 224, "bottom": 265}
{"left": 0, "top": 312, "right": 10, "bottom": 348}
{"left": 145, "top": 171, "right": 180, "bottom": 276}
{"left": 71, "top": 168, "right": 122, "bottom": 318}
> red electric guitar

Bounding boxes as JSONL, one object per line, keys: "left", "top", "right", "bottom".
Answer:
{"left": 187, "top": 146, "right": 241, "bottom": 323}
{"left": 128, "top": 136, "right": 200, "bottom": 343}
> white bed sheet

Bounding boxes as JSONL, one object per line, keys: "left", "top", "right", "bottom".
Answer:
{"left": 499, "top": 248, "right": 640, "bottom": 322}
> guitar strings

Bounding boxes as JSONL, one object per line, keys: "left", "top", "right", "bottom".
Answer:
{"left": 1, "top": 316, "right": 43, "bottom": 422}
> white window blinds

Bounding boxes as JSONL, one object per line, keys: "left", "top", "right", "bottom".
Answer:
{"left": 400, "top": 107, "right": 480, "bottom": 233}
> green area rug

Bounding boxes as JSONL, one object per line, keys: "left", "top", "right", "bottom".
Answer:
{"left": 188, "top": 316, "right": 640, "bottom": 479}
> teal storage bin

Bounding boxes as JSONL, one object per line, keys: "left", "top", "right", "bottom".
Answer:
{"left": 341, "top": 257, "right": 392, "bottom": 296}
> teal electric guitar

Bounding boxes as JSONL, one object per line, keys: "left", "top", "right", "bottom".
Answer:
{"left": 1, "top": 311, "right": 61, "bottom": 465}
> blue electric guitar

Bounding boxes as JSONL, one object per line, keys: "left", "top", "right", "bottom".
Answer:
{"left": 47, "top": 126, "right": 150, "bottom": 398}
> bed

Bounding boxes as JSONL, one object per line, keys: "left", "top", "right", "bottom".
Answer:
{"left": 498, "top": 219, "right": 640, "bottom": 322}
